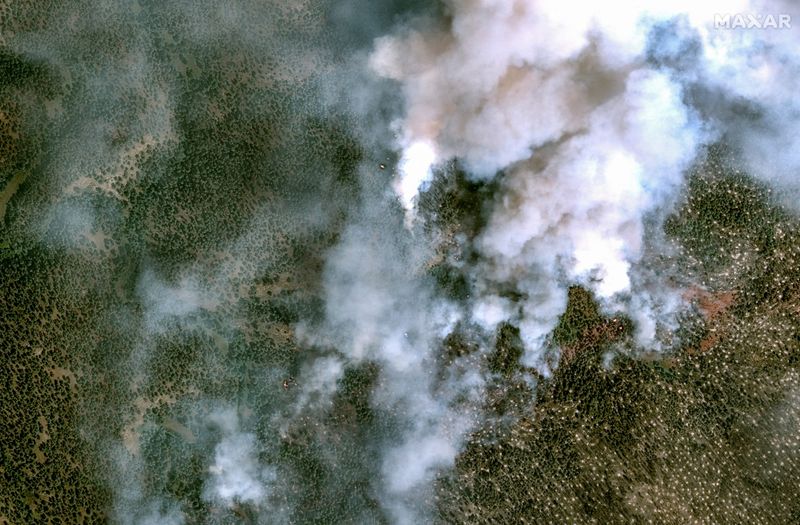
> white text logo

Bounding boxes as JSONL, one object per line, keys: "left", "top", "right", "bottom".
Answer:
{"left": 714, "top": 13, "right": 792, "bottom": 29}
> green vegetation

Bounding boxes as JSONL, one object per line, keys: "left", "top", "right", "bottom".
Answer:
{"left": 437, "top": 146, "right": 800, "bottom": 524}
{"left": 0, "top": 1, "right": 366, "bottom": 522}
{"left": 1, "top": 1, "right": 799, "bottom": 523}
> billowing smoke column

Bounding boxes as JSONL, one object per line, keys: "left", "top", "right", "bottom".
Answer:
{"left": 296, "top": 0, "right": 800, "bottom": 522}
{"left": 134, "top": 1, "right": 800, "bottom": 523}
{"left": 369, "top": 0, "right": 800, "bottom": 362}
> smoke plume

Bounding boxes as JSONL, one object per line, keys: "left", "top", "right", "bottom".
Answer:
{"left": 368, "top": 0, "right": 800, "bottom": 357}
{"left": 4, "top": 0, "right": 800, "bottom": 523}
{"left": 291, "top": 0, "right": 800, "bottom": 519}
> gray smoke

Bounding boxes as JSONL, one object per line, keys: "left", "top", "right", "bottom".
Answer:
{"left": 6, "top": 0, "right": 800, "bottom": 523}
{"left": 295, "top": 173, "right": 485, "bottom": 522}
{"left": 203, "top": 408, "right": 277, "bottom": 508}
{"left": 290, "top": 0, "right": 800, "bottom": 519}
{"left": 368, "top": 0, "right": 800, "bottom": 356}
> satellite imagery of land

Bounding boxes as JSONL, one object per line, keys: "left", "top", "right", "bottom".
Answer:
{"left": 2, "top": 1, "right": 800, "bottom": 524}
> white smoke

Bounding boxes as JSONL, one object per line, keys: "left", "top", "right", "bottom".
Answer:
{"left": 394, "top": 140, "right": 437, "bottom": 224}
{"left": 690, "top": 1, "right": 800, "bottom": 210}
{"left": 279, "top": 2, "right": 800, "bottom": 521}
{"left": 369, "top": 0, "right": 800, "bottom": 363}
{"left": 290, "top": 355, "right": 346, "bottom": 414}
{"left": 96, "top": 0, "right": 800, "bottom": 523}
{"left": 204, "top": 408, "right": 277, "bottom": 508}
{"left": 475, "top": 68, "right": 702, "bottom": 357}
{"left": 137, "top": 269, "right": 218, "bottom": 333}
{"left": 296, "top": 178, "right": 485, "bottom": 523}
{"left": 109, "top": 443, "right": 186, "bottom": 525}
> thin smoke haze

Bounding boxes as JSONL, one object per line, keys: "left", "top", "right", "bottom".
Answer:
{"left": 2, "top": 0, "right": 799, "bottom": 523}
